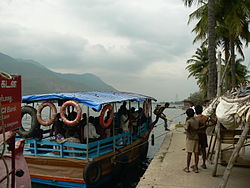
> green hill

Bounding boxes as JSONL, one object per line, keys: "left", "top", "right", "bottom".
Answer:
{"left": 0, "top": 52, "right": 117, "bottom": 95}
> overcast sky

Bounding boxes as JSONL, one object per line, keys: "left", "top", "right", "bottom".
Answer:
{"left": 0, "top": 0, "right": 249, "bottom": 102}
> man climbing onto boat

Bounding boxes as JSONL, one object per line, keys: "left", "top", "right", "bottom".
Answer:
{"left": 152, "top": 102, "right": 173, "bottom": 131}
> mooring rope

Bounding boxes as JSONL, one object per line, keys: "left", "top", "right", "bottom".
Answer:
{"left": 113, "top": 129, "right": 171, "bottom": 164}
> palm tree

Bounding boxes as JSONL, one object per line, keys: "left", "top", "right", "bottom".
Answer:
{"left": 224, "top": 58, "right": 250, "bottom": 89}
{"left": 183, "top": 0, "right": 217, "bottom": 99}
{"left": 221, "top": 0, "right": 250, "bottom": 88}
{"left": 207, "top": 0, "right": 217, "bottom": 98}
{"left": 186, "top": 45, "right": 209, "bottom": 97}
{"left": 186, "top": 0, "right": 250, "bottom": 91}
{"left": 187, "top": 46, "right": 249, "bottom": 96}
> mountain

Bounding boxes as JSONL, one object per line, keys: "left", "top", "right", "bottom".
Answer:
{"left": 0, "top": 52, "right": 117, "bottom": 95}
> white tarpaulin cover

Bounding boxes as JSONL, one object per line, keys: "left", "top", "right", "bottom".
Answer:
{"left": 216, "top": 98, "right": 240, "bottom": 130}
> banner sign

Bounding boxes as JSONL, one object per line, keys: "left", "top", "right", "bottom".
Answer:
{"left": 0, "top": 75, "right": 21, "bottom": 134}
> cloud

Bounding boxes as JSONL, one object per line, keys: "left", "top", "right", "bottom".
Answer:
{"left": 0, "top": 0, "right": 203, "bottom": 101}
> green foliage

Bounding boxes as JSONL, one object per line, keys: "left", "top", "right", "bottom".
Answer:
{"left": 175, "top": 123, "right": 184, "bottom": 128}
{"left": 184, "top": 0, "right": 250, "bottom": 93}
{"left": 186, "top": 44, "right": 208, "bottom": 97}
{"left": 186, "top": 91, "right": 205, "bottom": 105}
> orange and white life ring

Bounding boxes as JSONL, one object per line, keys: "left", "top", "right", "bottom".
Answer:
{"left": 99, "top": 104, "right": 114, "bottom": 128}
{"left": 60, "top": 100, "right": 82, "bottom": 126}
{"left": 143, "top": 100, "right": 151, "bottom": 118}
{"left": 37, "top": 102, "right": 57, "bottom": 126}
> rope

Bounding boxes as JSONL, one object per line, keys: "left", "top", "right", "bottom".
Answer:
{"left": 113, "top": 130, "right": 170, "bottom": 164}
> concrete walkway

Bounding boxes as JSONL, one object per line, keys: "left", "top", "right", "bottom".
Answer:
{"left": 137, "top": 128, "right": 250, "bottom": 188}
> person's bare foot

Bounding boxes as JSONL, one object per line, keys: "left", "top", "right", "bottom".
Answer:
{"left": 201, "top": 164, "right": 207, "bottom": 169}
{"left": 183, "top": 167, "right": 190, "bottom": 173}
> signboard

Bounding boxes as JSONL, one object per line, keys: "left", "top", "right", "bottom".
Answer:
{"left": 0, "top": 75, "right": 21, "bottom": 134}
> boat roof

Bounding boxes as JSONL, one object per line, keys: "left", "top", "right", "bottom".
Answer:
{"left": 22, "top": 91, "right": 157, "bottom": 111}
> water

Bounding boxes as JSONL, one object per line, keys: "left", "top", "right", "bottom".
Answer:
{"left": 148, "top": 107, "right": 186, "bottom": 158}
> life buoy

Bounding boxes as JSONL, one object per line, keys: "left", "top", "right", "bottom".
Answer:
{"left": 143, "top": 101, "right": 150, "bottom": 118}
{"left": 60, "top": 100, "right": 82, "bottom": 126}
{"left": 83, "top": 161, "right": 102, "bottom": 184}
{"left": 0, "top": 72, "right": 12, "bottom": 79}
{"left": 37, "top": 102, "right": 57, "bottom": 126}
{"left": 17, "top": 106, "right": 40, "bottom": 138}
{"left": 99, "top": 104, "right": 114, "bottom": 128}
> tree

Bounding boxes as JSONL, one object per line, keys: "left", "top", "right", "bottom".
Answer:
{"left": 221, "top": 0, "right": 250, "bottom": 88}
{"left": 224, "top": 58, "right": 250, "bottom": 89}
{"left": 186, "top": 0, "right": 250, "bottom": 91}
{"left": 187, "top": 46, "right": 250, "bottom": 96}
{"left": 207, "top": 0, "right": 217, "bottom": 99}
{"left": 186, "top": 45, "right": 208, "bottom": 97}
{"left": 183, "top": 0, "right": 217, "bottom": 99}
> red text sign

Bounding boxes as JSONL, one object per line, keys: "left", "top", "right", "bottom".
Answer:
{"left": 0, "top": 75, "right": 21, "bottom": 134}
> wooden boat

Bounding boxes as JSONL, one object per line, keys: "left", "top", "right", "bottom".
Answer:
{"left": 18, "top": 91, "right": 156, "bottom": 187}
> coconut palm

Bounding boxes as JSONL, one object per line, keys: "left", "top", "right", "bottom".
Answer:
{"left": 186, "top": 45, "right": 209, "bottom": 97}
{"left": 186, "top": 46, "right": 249, "bottom": 97}
{"left": 183, "top": 0, "right": 217, "bottom": 98}
{"left": 186, "top": 0, "right": 250, "bottom": 91}
{"left": 221, "top": 0, "right": 250, "bottom": 88}
{"left": 224, "top": 58, "right": 250, "bottom": 90}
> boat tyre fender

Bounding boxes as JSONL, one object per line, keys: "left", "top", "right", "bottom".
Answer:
{"left": 83, "top": 161, "right": 102, "bottom": 184}
{"left": 60, "top": 100, "right": 82, "bottom": 126}
{"left": 99, "top": 104, "right": 114, "bottom": 128}
{"left": 17, "top": 106, "right": 40, "bottom": 138}
{"left": 143, "top": 101, "right": 150, "bottom": 118}
{"left": 37, "top": 102, "right": 57, "bottom": 126}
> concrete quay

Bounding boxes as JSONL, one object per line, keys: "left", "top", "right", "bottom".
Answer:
{"left": 137, "top": 128, "right": 250, "bottom": 188}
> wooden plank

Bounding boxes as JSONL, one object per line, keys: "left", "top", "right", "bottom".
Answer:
{"left": 219, "top": 124, "right": 250, "bottom": 188}
{"left": 212, "top": 122, "right": 221, "bottom": 176}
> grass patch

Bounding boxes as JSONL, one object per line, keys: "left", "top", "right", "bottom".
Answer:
{"left": 175, "top": 123, "right": 184, "bottom": 128}
{"left": 158, "top": 151, "right": 167, "bottom": 162}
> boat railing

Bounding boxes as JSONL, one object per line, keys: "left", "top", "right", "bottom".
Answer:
{"left": 18, "top": 122, "right": 148, "bottom": 160}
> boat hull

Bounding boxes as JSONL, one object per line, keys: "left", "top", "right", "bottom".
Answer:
{"left": 24, "top": 131, "right": 150, "bottom": 187}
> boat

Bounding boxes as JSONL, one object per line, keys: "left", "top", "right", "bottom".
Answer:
{"left": 18, "top": 91, "right": 156, "bottom": 188}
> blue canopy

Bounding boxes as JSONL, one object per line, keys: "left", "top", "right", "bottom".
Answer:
{"left": 22, "top": 91, "right": 157, "bottom": 111}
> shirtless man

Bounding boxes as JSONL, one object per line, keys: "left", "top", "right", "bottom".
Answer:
{"left": 152, "top": 102, "right": 173, "bottom": 130}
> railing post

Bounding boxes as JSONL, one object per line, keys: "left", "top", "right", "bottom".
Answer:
{"left": 87, "top": 107, "right": 89, "bottom": 160}
{"left": 97, "top": 141, "right": 100, "bottom": 156}
{"left": 60, "top": 143, "right": 63, "bottom": 158}
{"left": 34, "top": 139, "right": 37, "bottom": 155}
{"left": 113, "top": 103, "right": 116, "bottom": 152}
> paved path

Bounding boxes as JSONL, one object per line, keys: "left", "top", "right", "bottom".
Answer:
{"left": 137, "top": 128, "right": 250, "bottom": 188}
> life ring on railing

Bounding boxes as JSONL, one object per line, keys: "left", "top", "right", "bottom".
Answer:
{"left": 99, "top": 104, "right": 114, "bottom": 128}
{"left": 0, "top": 72, "right": 12, "bottom": 79}
{"left": 83, "top": 161, "right": 102, "bottom": 184}
{"left": 143, "top": 101, "right": 150, "bottom": 118}
{"left": 37, "top": 102, "right": 57, "bottom": 126}
{"left": 60, "top": 100, "right": 82, "bottom": 126}
{"left": 17, "top": 106, "right": 40, "bottom": 138}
